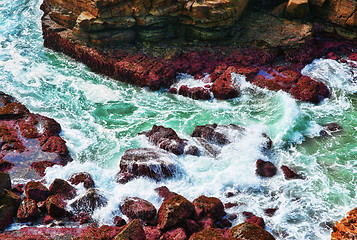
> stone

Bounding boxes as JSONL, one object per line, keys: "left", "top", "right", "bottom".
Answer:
{"left": 284, "top": 0, "right": 310, "bottom": 18}
{"left": 70, "top": 188, "right": 107, "bottom": 214}
{"left": 255, "top": 159, "right": 277, "bottom": 178}
{"left": 117, "top": 148, "right": 178, "bottom": 182}
{"left": 332, "top": 207, "right": 357, "bottom": 239}
{"left": 68, "top": 172, "right": 95, "bottom": 189}
{"left": 160, "top": 227, "right": 187, "bottom": 240}
{"left": 155, "top": 186, "right": 178, "bottom": 201}
{"left": 0, "top": 160, "right": 14, "bottom": 173}
{"left": 25, "top": 181, "right": 50, "bottom": 202}
{"left": 49, "top": 178, "right": 77, "bottom": 200}
{"left": 30, "top": 161, "right": 57, "bottom": 177}
{"left": 210, "top": 66, "right": 240, "bottom": 100}
{"left": 0, "top": 189, "right": 21, "bottom": 211}
{"left": 144, "top": 226, "right": 162, "bottom": 240}
{"left": 114, "top": 216, "right": 127, "bottom": 227}
{"left": 229, "top": 222, "right": 275, "bottom": 240}
{"left": 183, "top": 219, "right": 201, "bottom": 236}
{"left": 192, "top": 195, "right": 225, "bottom": 221}
{"left": 157, "top": 195, "right": 195, "bottom": 230}
{"left": 17, "top": 199, "right": 40, "bottom": 223}
{"left": 189, "top": 228, "right": 226, "bottom": 240}
{"left": 264, "top": 208, "right": 278, "bottom": 217}
{"left": 43, "top": 215, "right": 55, "bottom": 224}
{"left": 0, "top": 204, "right": 14, "bottom": 231}
{"left": 320, "top": 123, "right": 343, "bottom": 136}
{"left": 281, "top": 165, "right": 304, "bottom": 180}
{"left": 0, "top": 171, "right": 11, "bottom": 194}
{"left": 243, "top": 211, "right": 265, "bottom": 228}
{"left": 114, "top": 219, "right": 146, "bottom": 240}
{"left": 120, "top": 197, "right": 157, "bottom": 225}
{"left": 46, "top": 194, "right": 67, "bottom": 218}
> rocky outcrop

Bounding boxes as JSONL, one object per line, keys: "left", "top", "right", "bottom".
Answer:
{"left": 332, "top": 207, "right": 357, "bottom": 239}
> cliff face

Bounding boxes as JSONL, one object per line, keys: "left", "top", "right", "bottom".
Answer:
{"left": 42, "top": 0, "right": 250, "bottom": 46}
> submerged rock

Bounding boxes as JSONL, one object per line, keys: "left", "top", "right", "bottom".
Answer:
{"left": 256, "top": 159, "right": 277, "bottom": 178}
{"left": 70, "top": 188, "right": 107, "bottom": 214}
{"left": 281, "top": 165, "right": 305, "bottom": 180}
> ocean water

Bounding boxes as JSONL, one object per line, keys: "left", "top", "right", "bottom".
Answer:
{"left": 0, "top": 0, "right": 357, "bottom": 239}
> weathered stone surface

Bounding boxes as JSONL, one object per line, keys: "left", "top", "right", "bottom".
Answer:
{"left": 49, "top": 178, "right": 77, "bottom": 200}
{"left": 255, "top": 159, "right": 277, "bottom": 178}
{"left": 192, "top": 195, "right": 225, "bottom": 221}
{"left": 157, "top": 195, "right": 195, "bottom": 230}
{"left": 120, "top": 197, "right": 157, "bottom": 225}
{"left": 0, "top": 189, "right": 21, "bottom": 211}
{"left": 243, "top": 211, "right": 265, "bottom": 228}
{"left": 25, "top": 181, "right": 50, "bottom": 202}
{"left": 45, "top": 194, "right": 67, "bottom": 218}
{"left": 332, "top": 207, "right": 357, "bottom": 239}
{"left": 229, "top": 222, "right": 275, "bottom": 240}
{"left": 114, "top": 219, "right": 146, "bottom": 240}
{"left": 0, "top": 204, "right": 14, "bottom": 231}
{"left": 284, "top": 0, "right": 310, "bottom": 19}
{"left": 68, "top": 172, "right": 95, "bottom": 189}
{"left": 210, "top": 66, "right": 240, "bottom": 100}
{"left": 70, "top": 188, "right": 107, "bottom": 214}
{"left": 189, "top": 228, "right": 226, "bottom": 240}
{"left": 17, "top": 199, "right": 40, "bottom": 223}
{"left": 160, "top": 227, "right": 187, "bottom": 240}
{"left": 117, "top": 148, "right": 178, "bottom": 182}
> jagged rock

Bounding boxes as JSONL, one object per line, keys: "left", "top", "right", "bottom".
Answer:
{"left": 120, "top": 197, "right": 157, "bottom": 225}
{"left": 114, "top": 219, "right": 146, "bottom": 240}
{"left": 157, "top": 195, "right": 196, "bottom": 230}
{"left": 144, "top": 226, "right": 162, "bottom": 240}
{"left": 0, "top": 189, "right": 21, "bottom": 211}
{"left": 46, "top": 194, "right": 67, "bottom": 218}
{"left": 284, "top": 0, "right": 310, "bottom": 19}
{"left": 229, "top": 222, "right": 275, "bottom": 239}
{"left": 30, "top": 161, "right": 57, "bottom": 177}
{"left": 332, "top": 207, "right": 357, "bottom": 239}
{"left": 17, "top": 199, "right": 40, "bottom": 223}
{"left": 189, "top": 228, "right": 226, "bottom": 240}
{"left": 114, "top": 216, "right": 127, "bottom": 227}
{"left": 117, "top": 148, "right": 178, "bottom": 182}
{"left": 70, "top": 188, "right": 107, "bottom": 214}
{"left": 281, "top": 165, "right": 305, "bottom": 180}
{"left": 0, "top": 160, "right": 14, "bottom": 173}
{"left": 155, "top": 186, "right": 177, "bottom": 201}
{"left": 192, "top": 195, "right": 225, "bottom": 221}
{"left": 210, "top": 66, "right": 240, "bottom": 100}
{"left": 49, "top": 178, "right": 77, "bottom": 200}
{"left": 68, "top": 172, "right": 95, "bottom": 189}
{"left": 243, "top": 211, "right": 265, "bottom": 228}
{"left": 256, "top": 159, "right": 277, "bottom": 178}
{"left": 25, "top": 181, "right": 50, "bottom": 202}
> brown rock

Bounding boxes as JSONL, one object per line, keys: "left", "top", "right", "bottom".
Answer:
{"left": 68, "top": 172, "right": 95, "bottom": 189}
{"left": 114, "top": 219, "right": 146, "bottom": 240}
{"left": 17, "top": 199, "right": 40, "bottom": 223}
{"left": 25, "top": 181, "right": 50, "bottom": 202}
{"left": 0, "top": 204, "right": 14, "bottom": 231}
{"left": 193, "top": 195, "right": 225, "bottom": 221}
{"left": 160, "top": 227, "right": 187, "bottom": 240}
{"left": 189, "top": 228, "right": 226, "bottom": 240}
{"left": 120, "top": 197, "right": 157, "bottom": 225}
{"left": 243, "top": 211, "right": 265, "bottom": 228}
{"left": 285, "top": 0, "right": 310, "bottom": 18}
{"left": 281, "top": 165, "right": 304, "bottom": 180}
{"left": 0, "top": 189, "right": 21, "bottom": 211}
{"left": 46, "top": 194, "right": 67, "bottom": 219}
{"left": 229, "top": 222, "right": 275, "bottom": 240}
{"left": 155, "top": 186, "right": 177, "bottom": 201}
{"left": 157, "top": 195, "right": 195, "bottom": 230}
{"left": 0, "top": 171, "right": 11, "bottom": 194}
{"left": 49, "top": 178, "right": 77, "bottom": 200}
{"left": 70, "top": 188, "right": 107, "bottom": 214}
{"left": 256, "top": 159, "right": 277, "bottom": 178}
{"left": 144, "top": 226, "right": 162, "bottom": 240}
{"left": 0, "top": 160, "right": 14, "bottom": 173}
{"left": 332, "top": 207, "right": 357, "bottom": 239}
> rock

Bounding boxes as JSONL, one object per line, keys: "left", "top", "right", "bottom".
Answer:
{"left": 289, "top": 76, "right": 330, "bottom": 103}
{"left": 255, "top": 159, "right": 277, "bottom": 178}
{"left": 25, "top": 181, "right": 50, "bottom": 202}
{"left": 46, "top": 194, "right": 67, "bottom": 218}
{"left": 0, "top": 204, "right": 14, "bottom": 231}
{"left": 70, "top": 188, "right": 107, "bottom": 214}
{"left": 120, "top": 197, "right": 157, "bottom": 225}
{"left": 0, "top": 160, "right": 14, "bottom": 173}
{"left": 49, "top": 178, "right": 77, "bottom": 200}
{"left": 157, "top": 195, "right": 195, "bottom": 230}
{"left": 68, "top": 172, "right": 95, "bottom": 189}
{"left": 191, "top": 124, "right": 230, "bottom": 145}
{"left": 320, "top": 123, "right": 343, "bottom": 136}
{"left": 225, "top": 202, "right": 239, "bottom": 209}
{"left": 264, "top": 208, "right": 278, "bottom": 217}
{"left": 243, "top": 211, "right": 265, "bottom": 228}
{"left": 210, "top": 66, "right": 240, "bottom": 100}
{"left": 217, "top": 218, "right": 232, "bottom": 229}
{"left": 192, "top": 195, "right": 225, "bottom": 221}
{"left": 175, "top": 85, "right": 212, "bottom": 101}
{"left": 71, "top": 212, "right": 93, "bottom": 225}
{"left": 41, "top": 136, "right": 69, "bottom": 155}
{"left": 116, "top": 172, "right": 136, "bottom": 184}
{"left": 78, "top": 225, "right": 124, "bottom": 239}
{"left": 189, "top": 228, "right": 226, "bottom": 240}
{"left": 197, "top": 217, "right": 216, "bottom": 229}
{"left": 30, "top": 161, "right": 57, "bottom": 177}
{"left": 160, "top": 227, "right": 187, "bottom": 240}
{"left": 11, "top": 184, "right": 24, "bottom": 196}
{"left": 144, "top": 226, "right": 162, "bottom": 240}
{"left": 114, "top": 219, "right": 146, "bottom": 240}
{"left": 229, "top": 222, "right": 275, "bottom": 240}
{"left": 17, "top": 199, "right": 40, "bottom": 223}
{"left": 284, "top": 0, "right": 310, "bottom": 19}
{"left": 43, "top": 215, "right": 55, "bottom": 224}
{"left": 332, "top": 207, "right": 357, "bottom": 239}
{"left": 114, "top": 216, "right": 127, "bottom": 227}
{"left": 183, "top": 219, "right": 201, "bottom": 236}
{"left": 0, "top": 171, "right": 11, "bottom": 195}
{"left": 117, "top": 148, "right": 178, "bottom": 182}
{"left": 155, "top": 186, "right": 178, "bottom": 201}
{"left": 281, "top": 165, "right": 304, "bottom": 180}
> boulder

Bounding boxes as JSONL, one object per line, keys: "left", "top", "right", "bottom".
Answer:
{"left": 17, "top": 199, "right": 40, "bottom": 223}
{"left": 114, "top": 216, "right": 127, "bottom": 227}
{"left": 192, "top": 195, "right": 225, "bottom": 221}
{"left": 46, "top": 194, "right": 67, "bottom": 218}
{"left": 114, "top": 219, "right": 146, "bottom": 240}
{"left": 120, "top": 197, "right": 157, "bottom": 225}
{"left": 68, "top": 172, "right": 95, "bottom": 189}
{"left": 243, "top": 211, "right": 265, "bottom": 228}
{"left": 256, "top": 159, "right": 277, "bottom": 178}
{"left": 157, "top": 195, "right": 196, "bottom": 230}
{"left": 0, "top": 171, "right": 11, "bottom": 194}
{"left": 284, "top": 0, "right": 310, "bottom": 19}
{"left": 30, "top": 161, "right": 57, "bottom": 177}
{"left": 0, "top": 189, "right": 22, "bottom": 210}
{"left": 183, "top": 219, "right": 201, "bottom": 236}
{"left": 281, "top": 166, "right": 304, "bottom": 180}
{"left": 0, "top": 204, "right": 14, "bottom": 231}
{"left": 117, "top": 148, "right": 178, "bottom": 182}
{"left": 144, "top": 226, "right": 162, "bottom": 240}
{"left": 160, "top": 227, "right": 187, "bottom": 240}
{"left": 25, "top": 181, "right": 50, "bottom": 202}
{"left": 155, "top": 186, "right": 177, "bottom": 201}
{"left": 210, "top": 66, "right": 240, "bottom": 100}
{"left": 189, "top": 228, "right": 226, "bottom": 240}
{"left": 332, "top": 207, "right": 357, "bottom": 239}
{"left": 229, "top": 222, "right": 275, "bottom": 240}
{"left": 0, "top": 160, "right": 14, "bottom": 173}
{"left": 70, "top": 188, "right": 107, "bottom": 214}
{"left": 49, "top": 178, "right": 77, "bottom": 200}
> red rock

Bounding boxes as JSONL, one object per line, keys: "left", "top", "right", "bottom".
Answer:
{"left": 197, "top": 217, "right": 216, "bottom": 229}
{"left": 290, "top": 76, "right": 330, "bottom": 103}
{"left": 264, "top": 208, "right": 278, "bottom": 217}
{"left": 224, "top": 202, "right": 239, "bottom": 209}
{"left": 144, "top": 226, "right": 162, "bottom": 240}
{"left": 114, "top": 216, "right": 127, "bottom": 227}
{"left": 155, "top": 186, "right": 178, "bottom": 201}
{"left": 229, "top": 222, "right": 275, "bottom": 239}
{"left": 71, "top": 212, "right": 93, "bottom": 225}
{"left": 41, "top": 135, "right": 69, "bottom": 155}
{"left": 49, "top": 178, "right": 77, "bottom": 200}
{"left": 43, "top": 215, "right": 55, "bottom": 224}
{"left": 183, "top": 219, "right": 201, "bottom": 236}
{"left": 70, "top": 188, "right": 107, "bottom": 214}
{"left": 193, "top": 195, "right": 225, "bottom": 221}
{"left": 17, "top": 199, "right": 40, "bottom": 223}
{"left": 116, "top": 172, "right": 136, "bottom": 184}
{"left": 0, "top": 189, "right": 21, "bottom": 211}
{"left": 217, "top": 218, "right": 232, "bottom": 229}
{"left": 160, "top": 227, "right": 187, "bottom": 240}
{"left": 157, "top": 195, "right": 196, "bottom": 230}
{"left": 281, "top": 165, "right": 304, "bottom": 180}
{"left": 120, "top": 197, "right": 157, "bottom": 225}
{"left": 189, "top": 228, "right": 226, "bottom": 240}
{"left": 25, "top": 181, "right": 50, "bottom": 202}
{"left": 0, "top": 101, "right": 29, "bottom": 119}
{"left": 0, "top": 171, "right": 11, "bottom": 194}
{"left": 177, "top": 85, "right": 212, "bottom": 100}
{"left": 68, "top": 172, "right": 95, "bottom": 189}
{"left": 0, "top": 159, "right": 14, "bottom": 172}
{"left": 114, "top": 219, "right": 146, "bottom": 240}
{"left": 30, "top": 161, "right": 57, "bottom": 177}
{"left": 191, "top": 124, "right": 229, "bottom": 145}
{"left": 37, "top": 201, "right": 47, "bottom": 213}
{"left": 46, "top": 194, "right": 67, "bottom": 218}
{"left": 256, "top": 159, "right": 277, "bottom": 178}
{"left": 349, "top": 53, "right": 357, "bottom": 62}
{"left": 243, "top": 211, "right": 265, "bottom": 228}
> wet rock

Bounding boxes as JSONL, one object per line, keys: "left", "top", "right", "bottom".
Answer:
{"left": 46, "top": 194, "right": 67, "bottom": 218}
{"left": 43, "top": 215, "right": 55, "bottom": 224}
{"left": 117, "top": 148, "right": 178, "bottom": 182}
{"left": 11, "top": 184, "right": 24, "bottom": 196}
{"left": 160, "top": 227, "right": 187, "bottom": 240}
{"left": 191, "top": 124, "right": 230, "bottom": 145}
{"left": 281, "top": 165, "right": 305, "bottom": 180}
{"left": 68, "top": 172, "right": 95, "bottom": 189}
{"left": 0, "top": 189, "right": 21, "bottom": 211}
{"left": 320, "top": 123, "right": 343, "bottom": 136}
{"left": 49, "top": 178, "right": 77, "bottom": 200}
{"left": 17, "top": 199, "right": 40, "bottom": 223}
{"left": 197, "top": 217, "right": 216, "bottom": 229}
{"left": 210, "top": 66, "right": 240, "bottom": 100}
{"left": 114, "top": 219, "right": 146, "bottom": 240}
{"left": 25, "top": 181, "right": 50, "bottom": 202}
{"left": 264, "top": 208, "right": 278, "bottom": 217}
{"left": 189, "top": 228, "right": 226, "bottom": 240}
{"left": 157, "top": 195, "right": 195, "bottom": 230}
{"left": 155, "top": 186, "right": 177, "bottom": 201}
{"left": 183, "top": 219, "right": 201, "bottom": 236}
{"left": 217, "top": 218, "right": 232, "bottom": 229}
{"left": 144, "top": 226, "right": 162, "bottom": 240}
{"left": 114, "top": 216, "right": 127, "bottom": 227}
{"left": 332, "top": 207, "right": 357, "bottom": 239}
{"left": 0, "top": 171, "right": 11, "bottom": 194}
{"left": 70, "top": 188, "right": 107, "bottom": 214}
{"left": 176, "top": 85, "right": 212, "bottom": 101}
{"left": 0, "top": 93, "right": 29, "bottom": 119}
{"left": 120, "top": 197, "right": 157, "bottom": 225}
{"left": 193, "top": 195, "right": 225, "bottom": 221}
{"left": 116, "top": 172, "right": 136, "bottom": 184}
{"left": 0, "top": 160, "right": 14, "bottom": 172}
{"left": 71, "top": 212, "right": 93, "bottom": 225}
{"left": 78, "top": 225, "right": 124, "bottom": 239}
{"left": 0, "top": 204, "right": 14, "bottom": 231}
{"left": 229, "top": 222, "right": 275, "bottom": 240}
{"left": 256, "top": 159, "right": 277, "bottom": 178}
{"left": 41, "top": 136, "right": 69, "bottom": 155}
{"left": 243, "top": 211, "right": 265, "bottom": 228}
{"left": 29, "top": 161, "right": 57, "bottom": 177}
{"left": 289, "top": 76, "right": 330, "bottom": 103}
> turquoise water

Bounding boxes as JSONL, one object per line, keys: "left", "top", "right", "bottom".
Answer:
{"left": 1, "top": 0, "right": 357, "bottom": 239}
